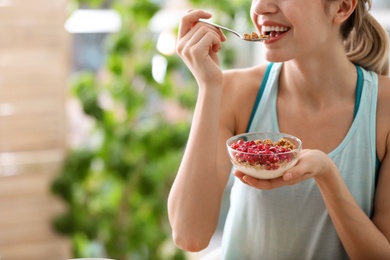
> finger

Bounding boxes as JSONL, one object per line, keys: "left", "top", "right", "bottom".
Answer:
{"left": 196, "top": 23, "right": 227, "bottom": 43}
{"left": 234, "top": 171, "right": 252, "bottom": 184}
{"left": 235, "top": 170, "right": 291, "bottom": 190}
{"left": 233, "top": 171, "right": 249, "bottom": 185}
{"left": 178, "top": 10, "right": 212, "bottom": 39}
{"left": 177, "top": 25, "right": 217, "bottom": 59}
{"left": 211, "top": 43, "right": 222, "bottom": 53}
{"left": 282, "top": 162, "right": 307, "bottom": 181}
{"left": 236, "top": 172, "right": 280, "bottom": 190}
{"left": 234, "top": 170, "right": 244, "bottom": 180}
{"left": 246, "top": 175, "right": 287, "bottom": 190}
{"left": 185, "top": 25, "right": 221, "bottom": 46}
{"left": 282, "top": 150, "right": 312, "bottom": 181}
{"left": 187, "top": 29, "right": 222, "bottom": 58}
{"left": 234, "top": 170, "right": 246, "bottom": 179}
{"left": 200, "top": 32, "right": 223, "bottom": 55}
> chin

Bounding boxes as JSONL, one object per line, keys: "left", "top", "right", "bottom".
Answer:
{"left": 264, "top": 51, "right": 293, "bottom": 63}
{"left": 265, "top": 56, "right": 292, "bottom": 63}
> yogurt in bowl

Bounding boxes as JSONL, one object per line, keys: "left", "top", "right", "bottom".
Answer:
{"left": 226, "top": 132, "right": 302, "bottom": 179}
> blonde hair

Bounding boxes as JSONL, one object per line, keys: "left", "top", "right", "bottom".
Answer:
{"left": 342, "top": 0, "right": 389, "bottom": 75}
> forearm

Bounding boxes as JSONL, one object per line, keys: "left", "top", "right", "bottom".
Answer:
{"left": 168, "top": 86, "right": 228, "bottom": 251}
{"left": 315, "top": 166, "right": 390, "bottom": 259}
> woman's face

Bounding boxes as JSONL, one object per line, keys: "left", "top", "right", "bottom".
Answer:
{"left": 251, "top": 0, "right": 342, "bottom": 62}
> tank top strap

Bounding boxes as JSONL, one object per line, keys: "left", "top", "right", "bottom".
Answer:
{"left": 354, "top": 65, "right": 364, "bottom": 119}
{"left": 246, "top": 62, "right": 274, "bottom": 132}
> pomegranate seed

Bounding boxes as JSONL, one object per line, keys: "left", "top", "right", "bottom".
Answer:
{"left": 230, "top": 137, "right": 296, "bottom": 168}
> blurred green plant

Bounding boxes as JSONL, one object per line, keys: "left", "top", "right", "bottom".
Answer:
{"left": 51, "top": 0, "right": 252, "bottom": 259}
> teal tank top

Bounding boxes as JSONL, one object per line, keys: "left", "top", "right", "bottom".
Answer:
{"left": 221, "top": 62, "right": 379, "bottom": 259}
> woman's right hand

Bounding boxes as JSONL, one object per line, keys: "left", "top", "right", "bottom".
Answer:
{"left": 176, "top": 10, "right": 227, "bottom": 87}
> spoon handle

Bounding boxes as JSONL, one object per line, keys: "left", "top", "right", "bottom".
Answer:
{"left": 198, "top": 19, "right": 242, "bottom": 38}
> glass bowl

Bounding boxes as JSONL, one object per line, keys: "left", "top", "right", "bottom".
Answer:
{"left": 226, "top": 132, "right": 302, "bottom": 179}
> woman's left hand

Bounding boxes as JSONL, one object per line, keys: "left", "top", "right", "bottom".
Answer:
{"left": 234, "top": 149, "right": 335, "bottom": 189}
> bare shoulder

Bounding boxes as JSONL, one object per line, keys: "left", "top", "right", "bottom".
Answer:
{"left": 376, "top": 75, "right": 390, "bottom": 162}
{"left": 377, "top": 74, "right": 390, "bottom": 90}
{"left": 377, "top": 75, "right": 390, "bottom": 112}
{"left": 220, "top": 64, "right": 269, "bottom": 134}
{"left": 222, "top": 64, "right": 269, "bottom": 86}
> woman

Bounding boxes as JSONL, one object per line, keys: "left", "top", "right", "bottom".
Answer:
{"left": 168, "top": 0, "right": 390, "bottom": 258}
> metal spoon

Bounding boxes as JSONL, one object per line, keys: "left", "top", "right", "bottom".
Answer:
{"left": 198, "top": 19, "right": 269, "bottom": 42}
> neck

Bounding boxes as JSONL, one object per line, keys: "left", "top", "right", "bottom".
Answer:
{"left": 280, "top": 55, "right": 357, "bottom": 110}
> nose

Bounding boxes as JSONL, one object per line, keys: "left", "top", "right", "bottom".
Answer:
{"left": 251, "top": 0, "right": 278, "bottom": 15}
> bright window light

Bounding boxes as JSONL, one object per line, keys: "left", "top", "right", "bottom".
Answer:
{"left": 65, "top": 9, "right": 122, "bottom": 33}
{"left": 157, "top": 31, "right": 177, "bottom": 56}
{"left": 152, "top": 54, "right": 168, "bottom": 83}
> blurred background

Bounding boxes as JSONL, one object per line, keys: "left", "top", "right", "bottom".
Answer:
{"left": 0, "top": 0, "right": 389, "bottom": 259}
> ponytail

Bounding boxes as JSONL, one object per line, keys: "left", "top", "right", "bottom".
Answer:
{"left": 342, "top": 0, "right": 389, "bottom": 75}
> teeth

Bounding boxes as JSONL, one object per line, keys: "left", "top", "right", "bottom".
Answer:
{"left": 262, "top": 26, "right": 289, "bottom": 32}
